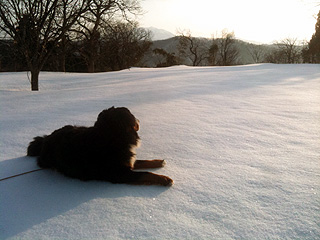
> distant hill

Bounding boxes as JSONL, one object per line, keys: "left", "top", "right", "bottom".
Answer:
{"left": 145, "top": 27, "right": 175, "bottom": 41}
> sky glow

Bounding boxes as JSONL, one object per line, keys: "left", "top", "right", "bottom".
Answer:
{"left": 140, "top": 0, "right": 319, "bottom": 43}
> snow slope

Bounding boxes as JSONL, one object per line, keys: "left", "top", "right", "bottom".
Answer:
{"left": 0, "top": 64, "right": 319, "bottom": 239}
{"left": 145, "top": 27, "right": 175, "bottom": 41}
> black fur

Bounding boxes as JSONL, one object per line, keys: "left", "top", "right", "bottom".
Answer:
{"left": 27, "top": 107, "right": 173, "bottom": 186}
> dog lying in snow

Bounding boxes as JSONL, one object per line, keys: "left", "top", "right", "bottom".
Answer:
{"left": 27, "top": 107, "right": 173, "bottom": 186}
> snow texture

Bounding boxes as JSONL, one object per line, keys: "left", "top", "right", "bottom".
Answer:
{"left": 0, "top": 64, "right": 319, "bottom": 239}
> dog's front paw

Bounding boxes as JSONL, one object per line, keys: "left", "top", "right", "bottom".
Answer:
{"left": 161, "top": 160, "right": 167, "bottom": 167}
{"left": 152, "top": 159, "right": 166, "bottom": 167}
{"left": 160, "top": 175, "right": 174, "bottom": 186}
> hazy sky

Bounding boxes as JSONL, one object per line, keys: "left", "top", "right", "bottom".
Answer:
{"left": 139, "top": 0, "right": 319, "bottom": 43}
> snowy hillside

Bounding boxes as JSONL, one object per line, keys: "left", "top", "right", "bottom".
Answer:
{"left": 0, "top": 64, "right": 319, "bottom": 239}
{"left": 145, "top": 27, "right": 175, "bottom": 40}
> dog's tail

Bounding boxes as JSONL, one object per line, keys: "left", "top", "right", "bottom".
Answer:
{"left": 27, "top": 136, "right": 45, "bottom": 156}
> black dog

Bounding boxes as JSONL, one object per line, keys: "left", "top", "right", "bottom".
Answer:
{"left": 27, "top": 107, "right": 173, "bottom": 186}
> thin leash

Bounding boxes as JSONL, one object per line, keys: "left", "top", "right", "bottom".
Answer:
{"left": 0, "top": 168, "right": 44, "bottom": 182}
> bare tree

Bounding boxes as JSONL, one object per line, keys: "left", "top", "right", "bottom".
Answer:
{"left": 247, "top": 44, "right": 265, "bottom": 63}
{"left": 0, "top": 0, "right": 88, "bottom": 90}
{"left": 208, "top": 39, "right": 218, "bottom": 65}
{"left": 216, "top": 30, "right": 239, "bottom": 66}
{"left": 275, "top": 38, "right": 301, "bottom": 63}
{"left": 178, "top": 30, "right": 208, "bottom": 66}
{"left": 100, "top": 21, "right": 151, "bottom": 71}
{"left": 72, "top": 0, "right": 142, "bottom": 72}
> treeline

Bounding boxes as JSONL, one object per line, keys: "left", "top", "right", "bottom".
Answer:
{"left": 152, "top": 30, "right": 253, "bottom": 67}
{"left": 2, "top": 18, "right": 319, "bottom": 73}
{"left": 0, "top": 21, "right": 151, "bottom": 73}
{"left": 0, "top": 0, "right": 319, "bottom": 91}
{"left": 0, "top": 0, "right": 149, "bottom": 90}
{"left": 150, "top": 16, "right": 320, "bottom": 68}
{"left": 151, "top": 11, "right": 320, "bottom": 67}
{"left": 266, "top": 10, "right": 320, "bottom": 66}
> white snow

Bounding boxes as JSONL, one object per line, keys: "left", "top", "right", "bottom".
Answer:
{"left": 0, "top": 64, "right": 319, "bottom": 239}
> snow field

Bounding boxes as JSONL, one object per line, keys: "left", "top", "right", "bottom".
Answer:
{"left": 0, "top": 64, "right": 319, "bottom": 239}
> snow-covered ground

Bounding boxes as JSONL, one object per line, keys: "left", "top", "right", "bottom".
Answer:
{"left": 0, "top": 64, "right": 319, "bottom": 239}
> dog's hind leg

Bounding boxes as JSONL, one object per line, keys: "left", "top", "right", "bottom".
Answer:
{"left": 133, "top": 159, "right": 166, "bottom": 169}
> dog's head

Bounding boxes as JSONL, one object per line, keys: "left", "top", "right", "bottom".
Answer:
{"left": 94, "top": 107, "right": 140, "bottom": 142}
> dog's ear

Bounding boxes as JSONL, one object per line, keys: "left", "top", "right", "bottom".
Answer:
{"left": 94, "top": 107, "right": 115, "bottom": 128}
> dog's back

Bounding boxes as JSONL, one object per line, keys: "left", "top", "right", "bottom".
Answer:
{"left": 28, "top": 125, "right": 92, "bottom": 171}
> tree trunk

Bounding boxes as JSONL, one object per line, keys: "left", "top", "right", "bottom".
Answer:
{"left": 87, "top": 59, "right": 95, "bottom": 73}
{"left": 60, "top": 55, "right": 66, "bottom": 72}
{"left": 60, "top": 35, "right": 67, "bottom": 72}
{"left": 30, "top": 68, "right": 40, "bottom": 91}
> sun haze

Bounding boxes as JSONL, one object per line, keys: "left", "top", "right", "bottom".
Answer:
{"left": 140, "top": 0, "right": 319, "bottom": 43}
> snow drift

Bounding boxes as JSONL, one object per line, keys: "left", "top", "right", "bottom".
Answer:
{"left": 0, "top": 64, "right": 319, "bottom": 239}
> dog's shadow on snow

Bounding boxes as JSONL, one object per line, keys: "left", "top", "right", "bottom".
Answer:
{"left": 0, "top": 156, "right": 170, "bottom": 239}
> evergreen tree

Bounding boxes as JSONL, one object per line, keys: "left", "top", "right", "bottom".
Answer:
{"left": 153, "top": 48, "right": 178, "bottom": 67}
{"left": 303, "top": 11, "right": 320, "bottom": 63}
